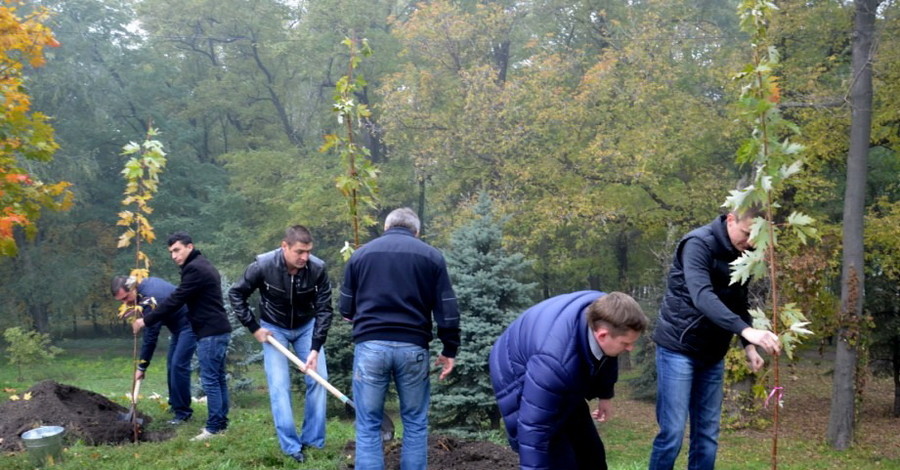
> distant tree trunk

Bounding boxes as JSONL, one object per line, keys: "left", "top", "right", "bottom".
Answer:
{"left": 893, "top": 336, "right": 900, "bottom": 417}
{"left": 827, "top": 0, "right": 880, "bottom": 450}
{"left": 13, "top": 232, "right": 50, "bottom": 333}
{"left": 71, "top": 306, "right": 78, "bottom": 337}
{"left": 493, "top": 40, "right": 510, "bottom": 84}
{"left": 417, "top": 176, "right": 427, "bottom": 235}
{"left": 28, "top": 303, "right": 50, "bottom": 334}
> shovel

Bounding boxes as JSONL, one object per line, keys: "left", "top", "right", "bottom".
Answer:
{"left": 119, "top": 378, "right": 144, "bottom": 424}
{"left": 266, "top": 336, "right": 395, "bottom": 441}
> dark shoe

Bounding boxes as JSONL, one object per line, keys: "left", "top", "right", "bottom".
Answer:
{"left": 291, "top": 450, "right": 305, "bottom": 463}
{"left": 167, "top": 417, "right": 191, "bottom": 425}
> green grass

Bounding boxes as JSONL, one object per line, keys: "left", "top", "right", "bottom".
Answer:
{"left": 2, "top": 339, "right": 899, "bottom": 470}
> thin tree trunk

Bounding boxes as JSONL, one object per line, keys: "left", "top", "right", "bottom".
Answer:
{"left": 893, "top": 336, "right": 900, "bottom": 417}
{"left": 826, "top": 0, "right": 880, "bottom": 450}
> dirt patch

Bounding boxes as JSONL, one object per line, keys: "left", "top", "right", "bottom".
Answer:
{"left": 342, "top": 435, "right": 519, "bottom": 469}
{"left": 0, "top": 380, "right": 171, "bottom": 451}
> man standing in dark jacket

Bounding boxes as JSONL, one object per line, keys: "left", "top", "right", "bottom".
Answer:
{"left": 228, "top": 225, "right": 333, "bottom": 463}
{"left": 340, "top": 207, "right": 460, "bottom": 470}
{"left": 112, "top": 275, "right": 197, "bottom": 425}
{"left": 133, "top": 231, "right": 232, "bottom": 442}
{"left": 648, "top": 210, "right": 781, "bottom": 470}
{"left": 489, "top": 291, "right": 649, "bottom": 470}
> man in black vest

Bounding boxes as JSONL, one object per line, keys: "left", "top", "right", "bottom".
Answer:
{"left": 649, "top": 209, "right": 781, "bottom": 470}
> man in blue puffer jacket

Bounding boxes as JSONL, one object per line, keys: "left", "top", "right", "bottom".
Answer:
{"left": 490, "top": 291, "right": 649, "bottom": 470}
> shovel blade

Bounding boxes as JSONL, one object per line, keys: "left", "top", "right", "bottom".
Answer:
{"left": 345, "top": 400, "right": 394, "bottom": 441}
{"left": 117, "top": 411, "right": 144, "bottom": 425}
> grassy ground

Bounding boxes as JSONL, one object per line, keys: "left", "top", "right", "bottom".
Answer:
{"left": 1, "top": 338, "right": 899, "bottom": 469}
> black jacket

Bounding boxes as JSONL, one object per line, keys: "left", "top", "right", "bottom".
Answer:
{"left": 229, "top": 248, "right": 333, "bottom": 351}
{"left": 652, "top": 215, "right": 751, "bottom": 362}
{"left": 144, "top": 249, "right": 232, "bottom": 339}
{"left": 339, "top": 227, "right": 460, "bottom": 358}
{"left": 144, "top": 248, "right": 231, "bottom": 339}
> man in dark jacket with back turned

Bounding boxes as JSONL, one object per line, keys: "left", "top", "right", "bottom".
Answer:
{"left": 228, "top": 225, "right": 333, "bottom": 464}
{"left": 489, "top": 291, "right": 649, "bottom": 470}
{"left": 648, "top": 210, "right": 781, "bottom": 470}
{"left": 133, "top": 231, "right": 232, "bottom": 442}
{"left": 340, "top": 207, "right": 460, "bottom": 470}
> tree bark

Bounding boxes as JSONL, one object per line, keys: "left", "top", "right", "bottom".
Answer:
{"left": 826, "top": 0, "right": 880, "bottom": 450}
{"left": 893, "top": 336, "right": 900, "bottom": 417}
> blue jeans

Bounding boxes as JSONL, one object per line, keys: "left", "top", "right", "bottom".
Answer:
{"left": 353, "top": 341, "right": 429, "bottom": 470}
{"left": 167, "top": 326, "right": 197, "bottom": 420}
{"left": 196, "top": 333, "right": 230, "bottom": 434}
{"left": 649, "top": 345, "right": 724, "bottom": 470}
{"left": 260, "top": 320, "right": 328, "bottom": 455}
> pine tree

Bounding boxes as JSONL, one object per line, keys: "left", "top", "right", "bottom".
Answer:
{"left": 431, "top": 193, "right": 536, "bottom": 431}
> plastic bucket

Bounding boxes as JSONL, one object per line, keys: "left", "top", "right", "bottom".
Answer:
{"left": 21, "top": 425, "right": 65, "bottom": 467}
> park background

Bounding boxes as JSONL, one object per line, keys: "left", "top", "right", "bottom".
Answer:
{"left": 1, "top": 0, "right": 899, "bottom": 468}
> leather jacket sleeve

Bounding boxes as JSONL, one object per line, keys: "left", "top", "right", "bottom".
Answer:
{"left": 228, "top": 261, "right": 263, "bottom": 333}
{"left": 310, "top": 263, "right": 334, "bottom": 352}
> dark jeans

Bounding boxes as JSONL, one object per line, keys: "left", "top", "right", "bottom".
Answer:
{"left": 533, "top": 400, "right": 607, "bottom": 470}
{"left": 196, "top": 333, "right": 230, "bottom": 433}
{"left": 167, "top": 326, "right": 197, "bottom": 420}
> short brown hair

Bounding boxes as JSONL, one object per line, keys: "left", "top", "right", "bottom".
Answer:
{"left": 585, "top": 292, "right": 649, "bottom": 336}
{"left": 284, "top": 225, "right": 313, "bottom": 245}
{"left": 731, "top": 204, "right": 763, "bottom": 221}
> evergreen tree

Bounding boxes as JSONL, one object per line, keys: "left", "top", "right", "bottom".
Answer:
{"left": 431, "top": 193, "right": 536, "bottom": 431}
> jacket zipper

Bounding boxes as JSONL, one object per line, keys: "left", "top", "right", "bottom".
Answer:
{"left": 289, "top": 273, "right": 294, "bottom": 330}
{"left": 678, "top": 316, "right": 704, "bottom": 344}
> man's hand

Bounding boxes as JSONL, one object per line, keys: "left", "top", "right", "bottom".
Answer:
{"left": 132, "top": 318, "right": 145, "bottom": 335}
{"left": 745, "top": 345, "right": 765, "bottom": 373}
{"left": 305, "top": 350, "right": 319, "bottom": 373}
{"left": 592, "top": 399, "right": 612, "bottom": 422}
{"left": 435, "top": 355, "right": 455, "bottom": 380}
{"left": 740, "top": 327, "right": 781, "bottom": 355}
{"left": 253, "top": 327, "right": 272, "bottom": 344}
{"left": 135, "top": 370, "right": 145, "bottom": 381}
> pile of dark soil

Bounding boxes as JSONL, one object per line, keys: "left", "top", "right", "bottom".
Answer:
{"left": 342, "top": 434, "right": 519, "bottom": 470}
{"left": 0, "top": 380, "right": 168, "bottom": 451}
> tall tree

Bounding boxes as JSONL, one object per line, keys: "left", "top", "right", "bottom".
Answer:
{"left": 432, "top": 192, "right": 536, "bottom": 430}
{"left": 827, "top": 0, "right": 883, "bottom": 450}
{"left": 0, "top": 1, "right": 72, "bottom": 257}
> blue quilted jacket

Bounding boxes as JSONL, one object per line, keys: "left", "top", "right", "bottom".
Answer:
{"left": 489, "top": 291, "right": 618, "bottom": 469}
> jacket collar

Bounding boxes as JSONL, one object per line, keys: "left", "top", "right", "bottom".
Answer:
{"left": 181, "top": 249, "right": 201, "bottom": 272}
{"left": 384, "top": 227, "right": 416, "bottom": 237}
{"left": 587, "top": 323, "right": 605, "bottom": 361}
{"left": 710, "top": 214, "right": 738, "bottom": 256}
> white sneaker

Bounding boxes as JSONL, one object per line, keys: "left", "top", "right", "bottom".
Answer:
{"left": 190, "top": 428, "right": 223, "bottom": 441}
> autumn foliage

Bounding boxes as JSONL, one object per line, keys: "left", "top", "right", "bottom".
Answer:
{"left": 0, "top": 1, "right": 72, "bottom": 256}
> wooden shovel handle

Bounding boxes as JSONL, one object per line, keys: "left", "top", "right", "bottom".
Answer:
{"left": 265, "top": 336, "right": 353, "bottom": 406}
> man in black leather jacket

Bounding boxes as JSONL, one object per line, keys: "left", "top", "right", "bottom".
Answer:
{"left": 228, "top": 225, "right": 333, "bottom": 463}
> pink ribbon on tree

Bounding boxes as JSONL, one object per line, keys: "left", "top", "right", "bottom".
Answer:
{"left": 764, "top": 386, "right": 784, "bottom": 409}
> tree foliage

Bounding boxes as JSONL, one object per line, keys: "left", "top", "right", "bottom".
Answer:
{"left": 0, "top": 1, "right": 72, "bottom": 256}
{"left": 726, "top": 2, "right": 817, "bottom": 466}
{"left": 321, "top": 37, "right": 379, "bottom": 257}
{"left": 3, "top": 326, "right": 62, "bottom": 381}
{"left": 432, "top": 192, "right": 536, "bottom": 431}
